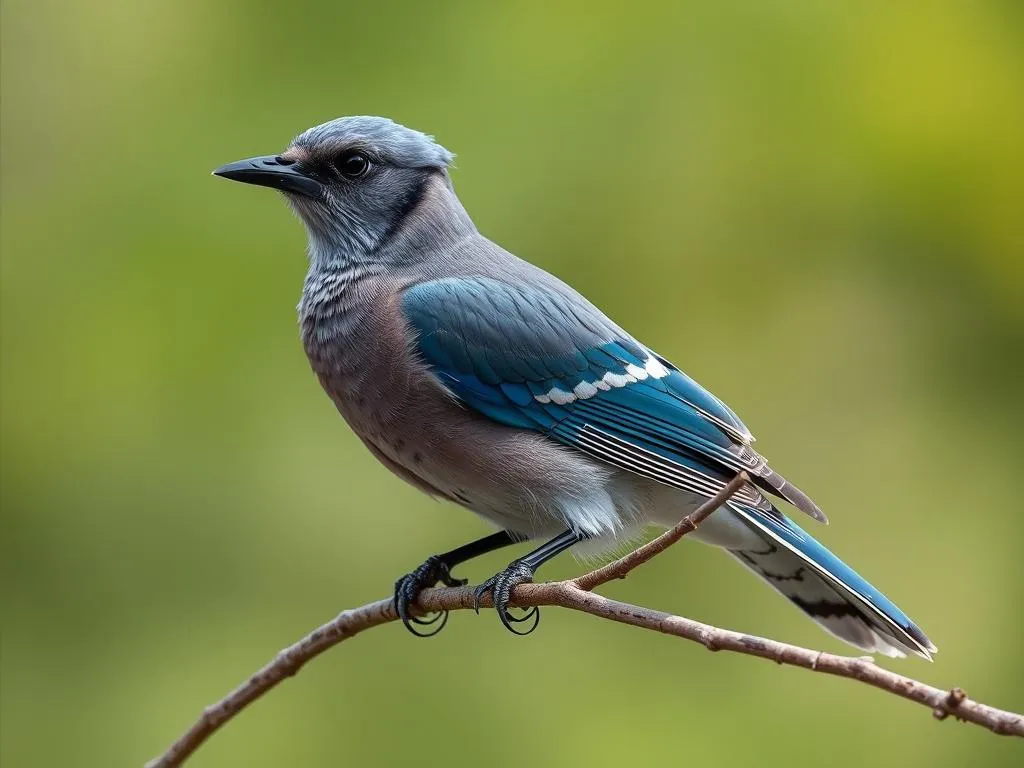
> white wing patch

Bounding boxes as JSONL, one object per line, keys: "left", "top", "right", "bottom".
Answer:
{"left": 533, "top": 354, "right": 670, "bottom": 405}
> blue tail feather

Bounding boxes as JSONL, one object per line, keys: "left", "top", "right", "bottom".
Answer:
{"left": 730, "top": 503, "right": 936, "bottom": 659}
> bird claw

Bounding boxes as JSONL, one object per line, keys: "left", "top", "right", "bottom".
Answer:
{"left": 393, "top": 555, "right": 468, "bottom": 637}
{"left": 473, "top": 560, "right": 541, "bottom": 635}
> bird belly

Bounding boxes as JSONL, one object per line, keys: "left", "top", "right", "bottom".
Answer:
{"left": 333, "top": 365, "right": 638, "bottom": 539}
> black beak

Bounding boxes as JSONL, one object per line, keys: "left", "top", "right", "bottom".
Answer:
{"left": 212, "top": 155, "right": 324, "bottom": 199}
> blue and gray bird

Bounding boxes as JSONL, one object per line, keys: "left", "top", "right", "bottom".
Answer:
{"left": 214, "top": 116, "right": 936, "bottom": 659}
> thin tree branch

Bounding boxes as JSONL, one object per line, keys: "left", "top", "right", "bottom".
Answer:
{"left": 573, "top": 473, "right": 748, "bottom": 591}
{"left": 146, "top": 475, "right": 1023, "bottom": 767}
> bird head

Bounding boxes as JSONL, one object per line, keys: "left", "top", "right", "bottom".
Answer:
{"left": 214, "top": 116, "right": 456, "bottom": 263}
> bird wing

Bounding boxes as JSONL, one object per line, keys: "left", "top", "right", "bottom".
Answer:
{"left": 401, "top": 276, "right": 825, "bottom": 523}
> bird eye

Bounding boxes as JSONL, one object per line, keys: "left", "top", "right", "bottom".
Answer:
{"left": 334, "top": 151, "right": 370, "bottom": 179}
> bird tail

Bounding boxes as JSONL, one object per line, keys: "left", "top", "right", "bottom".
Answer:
{"left": 728, "top": 504, "right": 937, "bottom": 660}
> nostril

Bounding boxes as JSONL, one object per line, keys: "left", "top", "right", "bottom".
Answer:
{"left": 274, "top": 155, "right": 296, "bottom": 165}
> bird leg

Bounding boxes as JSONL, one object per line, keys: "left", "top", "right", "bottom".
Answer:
{"left": 394, "top": 530, "right": 523, "bottom": 636}
{"left": 474, "top": 529, "right": 587, "bottom": 635}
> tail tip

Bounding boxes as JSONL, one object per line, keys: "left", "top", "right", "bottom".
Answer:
{"left": 907, "top": 623, "right": 938, "bottom": 659}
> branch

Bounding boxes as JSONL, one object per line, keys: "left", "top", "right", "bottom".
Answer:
{"left": 146, "top": 474, "right": 1023, "bottom": 767}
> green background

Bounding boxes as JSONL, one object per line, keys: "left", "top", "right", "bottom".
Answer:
{"left": 3, "top": 1, "right": 1022, "bottom": 766}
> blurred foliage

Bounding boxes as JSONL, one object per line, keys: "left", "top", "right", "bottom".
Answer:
{"left": 2, "top": 1, "right": 1023, "bottom": 766}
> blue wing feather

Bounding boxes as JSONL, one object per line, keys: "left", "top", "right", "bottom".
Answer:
{"left": 402, "top": 277, "right": 781, "bottom": 508}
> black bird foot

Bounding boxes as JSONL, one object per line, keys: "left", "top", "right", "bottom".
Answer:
{"left": 473, "top": 559, "right": 541, "bottom": 635}
{"left": 393, "top": 555, "right": 468, "bottom": 637}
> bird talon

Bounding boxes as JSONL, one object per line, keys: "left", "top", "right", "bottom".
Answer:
{"left": 474, "top": 559, "right": 540, "bottom": 635}
{"left": 472, "top": 578, "right": 495, "bottom": 614}
{"left": 504, "top": 605, "right": 540, "bottom": 624}
{"left": 409, "top": 610, "right": 445, "bottom": 626}
{"left": 393, "top": 555, "right": 462, "bottom": 638}
{"left": 406, "top": 609, "right": 450, "bottom": 637}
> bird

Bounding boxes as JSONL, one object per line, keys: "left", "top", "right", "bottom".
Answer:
{"left": 213, "top": 115, "right": 936, "bottom": 660}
